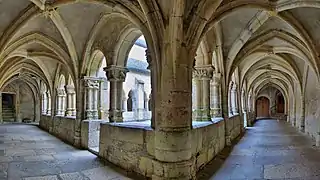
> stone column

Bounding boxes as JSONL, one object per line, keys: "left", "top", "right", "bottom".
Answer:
{"left": 92, "top": 81, "right": 99, "bottom": 119}
{"left": 211, "top": 73, "right": 222, "bottom": 118}
{"left": 146, "top": 49, "right": 155, "bottom": 128}
{"left": 0, "top": 93, "right": 2, "bottom": 123}
{"left": 104, "top": 66, "right": 128, "bottom": 122}
{"left": 300, "top": 94, "right": 305, "bottom": 132}
{"left": 71, "top": 93, "right": 76, "bottom": 116}
{"left": 65, "top": 85, "right": 76, "bottom": 117}
{"left": 61, "top": 91, "right": 66, "bottom": 116}
{"left": 231, "top": 83, "right": 238, "bottom": 114}
{"left": 292, "top": 98, "right": 296, "bottom": 127}
{"left": 247, "top": 92, "right": 253, "bottom": 126}
{"left": 56, "top": 89, "right": 61, "bottom": 116}
{"left": 193, "top": 75, "right": 202, "bottom": 121}
{"left": 84, "top": 79, "right": 94, "bottom": 119}
{"left": 98, "top": 79, "right": 104, "bottom": 119}
{"left": 241, "top": 90, "right": 248, "bottom": 129}
{"left": 56, "top": 89, "right": 66, "bottom": 116}
{"left": 46, "top": 91, "right": 51, "bottom": 115}
{"left": 153, "top": 47, "right": 194, "bottom": 179}
{"left": 15, "top": 86, "right": 21, "bottom": 122}
{"left": 42, "top": 94, "right": 47, "bottom": 114}
{"left": 193, "top": 66, "right": 213, "bottom": 121}
{"left": 248, "top": 93, "right": 252, "bottom": 112}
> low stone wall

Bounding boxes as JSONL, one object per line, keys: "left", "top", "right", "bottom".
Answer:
{"left": 81, "top": 120, "right": 104, "bottom": 149}
{"left": 227, "top": 115, "right": 241, "bottom": 141}
{"left": 39, "top": 115, "right": 75, "bottom": 145}
{"left": 39, "top": 115, "right": 52, "bottom": 131}
{"left": 192, "top": 120, "right": 225, "bottom": 170}
{"left": 99, "top": 120, "right": 226, "bottom": 178}
{"left": 99, "top": 123, "right": 154, "bottom": 177}
{"left": 247, "top": 111, "right": 256, "bottom": 126}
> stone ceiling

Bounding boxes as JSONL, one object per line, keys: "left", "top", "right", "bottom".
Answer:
{"left": 0, "top": 0, "right": 319, "bottom": 99}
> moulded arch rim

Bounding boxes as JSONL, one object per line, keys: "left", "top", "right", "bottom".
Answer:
{"left": 0, "top": 33, "right": 75, "bottom": 79}
{"left": 228, "top": 30, "right": 315, "bottom": 83}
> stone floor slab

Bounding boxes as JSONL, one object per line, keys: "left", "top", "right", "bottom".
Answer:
{"left": 198, "top": 119, "right": 320, "bottom": 179}
{"left": 0, "top": 124, "right": 133, "bottom": 180}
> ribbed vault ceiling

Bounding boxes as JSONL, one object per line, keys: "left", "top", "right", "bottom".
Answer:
{"left": 0, "top": 0, "right": 319, "bottom": 98}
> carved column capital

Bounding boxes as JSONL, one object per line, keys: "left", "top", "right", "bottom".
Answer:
{"left": 84, "top": 78, "right": 99, "bottom": 89}
{"left": 104, "top": 66, "right": 128, "bottom": 82}
{"left": 212, "top": 73, "right": 221, "bottom": 85}
{"left": 65, "top": 85, "right": 75, "bottom": 94}
{"left": 231, "top": 82, "right": 237, "bottom": 91}
{"left": 193, "top": 65, "right": 214, "bottom": 79}
{"left": 56, "top": 88, "right": 65, "bottom": 96}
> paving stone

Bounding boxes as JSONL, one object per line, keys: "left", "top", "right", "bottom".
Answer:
{"left": 22, "top": 175, "right": 59, "bottom": 180}
{"left": 24, "top": 155, "right": 55, "bottom": 161}
{"left": 59, "top": 172, "right": 88, "bottom": 180}
{"left": 81, "top": 167, "right": 122, "bottom": 180}
{"left": 198, "top": 119, "right": 320, "bottom": 179}
{"left": 0, "top": 124, "right": 133, "bottom": 179}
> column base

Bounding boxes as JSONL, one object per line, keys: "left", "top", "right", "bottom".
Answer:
{"left": 65, "top": 109, "right": 73, "bottom": 117}
{"left": 73, "top": 130, "right": 81, "bottom": 148}
{"left": 316, "top": 133, "right": 320, "bottom": 146}
{"left": 300, "top": 126, "right": 305, "bottom": 133}
{"left": 291, "top": 117, "right": 296, "bottom": 127}
{"left": 92, "top": 111, "right": 98, "bottom": 119}
{"left": 152, "top": 158, "right": 196, "bottom": 180}
{"left": 98, "top": 108, "right": 104, "bottom": 119}
{"left": 86, "top": 110, "right": 93, "bottom": 120}
{"left": 46, "top": 110, "right": 51, "bottom": 115}
{"left": 108, "top": 110, "right": 123, "bottom": 122}
{"left": 194, "top": 109, "right": 212, "bottom": 121}
{"left": 210, "top": 108, "right": 221, "bottom": 118}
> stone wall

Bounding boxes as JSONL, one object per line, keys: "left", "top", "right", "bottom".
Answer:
{"left": 192, "top": 120, "right": 225, "bottom": 170}
{"left": 40, "top": 115, "right": 75, "bottom": 145}
{"left": 305, "top": 70, "right": 320, "bottom": 140}
{"left": 19, "top": 84, "right": 35, "bottom": 121}
{"left": 81, "top": 120, "right": 103, "bottom": 149}
{"left": 99, "top": 123, "right": 154, "bottom": 176}
{"left": 227, "top": 115, "right": 241, "bottom": 141}
{"left": 247, "top": 111, "right": 256, "bottom": 126}
{"left": 99, "top": 120, "right": 226, "bottom": 178}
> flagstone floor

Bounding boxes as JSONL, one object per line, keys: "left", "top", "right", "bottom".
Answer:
{"left": 0, "top": 124, "right": 136, "bottom": 180}
{"left": 2, "top": 119, "right": 320, "bottom": 180}
{"left": 198, "top": 119, "right": 320, "bottom": 180}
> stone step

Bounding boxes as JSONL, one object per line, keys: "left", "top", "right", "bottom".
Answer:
{"left": 3, "top": 114, "right": 14, "bottom": 116}
{"left": 3, "top": 116, "right": 15, "bottom": 119}
{"left": 2, "top": 110, "right": 14, "bottom": 112}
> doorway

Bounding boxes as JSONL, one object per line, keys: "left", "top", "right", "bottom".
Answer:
{"left": 2, "top": 93, "right": 14, "bottom": 108}
{"left": 256, "top": 97, "right": 270, "bottom": 118}
{"left": 2, "top": 93, "right": 15, "bottom": 122}
{"left": 276, "top": 93, "right": 285, "bottom": 113}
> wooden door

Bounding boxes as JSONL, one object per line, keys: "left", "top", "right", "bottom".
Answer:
{"left": 256, "top": 97, "right": 270, "bottom": 117}
{"left": 277, "top": 94, "right": 285, "bottom": 113}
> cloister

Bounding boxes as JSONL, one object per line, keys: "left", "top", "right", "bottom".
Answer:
{"left": 1, "top": 0, "right": 320, "bottom": 179}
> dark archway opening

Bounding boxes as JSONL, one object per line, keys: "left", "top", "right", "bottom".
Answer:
{"left": 2, "top": 93, "right": 15, "bottom": 122}
{"left": 276, "top": 93, "right": 285, "bottom": 113}
{"left": 2, "top": 93, "right": 14, "bottom": 108}
{"left": 256, "top": 97, "right": 270, "bottom": 118}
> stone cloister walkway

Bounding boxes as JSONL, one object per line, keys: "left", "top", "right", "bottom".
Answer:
{"left": 199, "top": 119, "right": 320, "bottom": 180}
{"left": 1, "top": 120, "right": 320, "bottom": 180}
{"left": 0, "top": 124, "right": 135, "bottom": 180}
